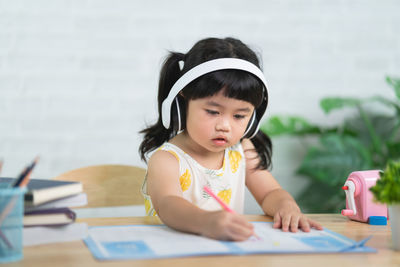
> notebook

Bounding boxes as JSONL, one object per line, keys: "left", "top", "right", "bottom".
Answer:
{"left": 0, "top": 178, "right": 83, "bottom": 206}
{"left": 24, "top": 207, "right": 76, "bottom": 227}
{"left": 24, "top": 193, "right": 87, "bottom": 212}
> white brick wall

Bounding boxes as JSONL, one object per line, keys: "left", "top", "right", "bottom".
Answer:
{"left": 1, "top": 0, "right": 399, "bottom": 213}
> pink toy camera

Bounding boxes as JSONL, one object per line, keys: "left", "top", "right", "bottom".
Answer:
{"left": 341, "top": 170, "right": 388, "bottom": 225}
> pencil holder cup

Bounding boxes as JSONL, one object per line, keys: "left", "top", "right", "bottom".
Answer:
{"left": 0, "top": 184, "right": 26, "bottom": 263}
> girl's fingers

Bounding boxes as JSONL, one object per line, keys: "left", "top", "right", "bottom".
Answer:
{"left": 222, "top": 219, "right": 254, "bottom": 241}
{"left": 290, "top": 215, "right": 300, "bottom": 233}
{"left": 273, "top": 213, "right": 282, "bottom": 229}
{"left": 233, "top": 215, "right": 254, "bottom": 229}
{"left": 219, "top": 213, "right": 254, "bottom": 241}
{"left": 273, "top": 213, "right": 323, "bottom": 233}
{"left": 229, "top": 225, "right": 254, "bottom": 241}
{"left": 298, "top": 216, "right": 310, "bottom": 232}
{"left": 281, "top": 214, "right": 292, "bottom": 232}
{"left": 309, "top": 219, "right": 324, "bottom": 230}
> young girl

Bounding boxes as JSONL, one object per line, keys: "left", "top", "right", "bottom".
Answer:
{"left": 139, "top": 37, "right": 322, "bottom": 241}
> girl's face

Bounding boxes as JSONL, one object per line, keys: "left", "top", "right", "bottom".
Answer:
{"left": 184, "top": 89, "right": 255, "bottom": 153}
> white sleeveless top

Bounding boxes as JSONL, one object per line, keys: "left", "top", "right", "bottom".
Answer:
{"left": 141, "top": 142, "right": 246, "bottom": 216}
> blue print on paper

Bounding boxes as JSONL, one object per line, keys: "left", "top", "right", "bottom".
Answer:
{"left": 295, "top": 236, "right": 346, "bottom": 250}
{"left": 103, "top": 241, "right": 154, "bottom": 258}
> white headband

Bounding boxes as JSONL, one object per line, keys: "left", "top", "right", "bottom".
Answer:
{"left": 161, "top": 58, "right": 268, "bottom": 129}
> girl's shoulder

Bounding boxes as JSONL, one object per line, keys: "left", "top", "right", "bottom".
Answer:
{"left": 147, "top": 144, "right": 181, "bottom": 177}
{"left": 148, "top": 142, "right": 184, "bottom": 165}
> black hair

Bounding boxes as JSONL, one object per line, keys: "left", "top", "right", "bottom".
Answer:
{"left": 139, "top": 37, "right": 272, "bottom": 170}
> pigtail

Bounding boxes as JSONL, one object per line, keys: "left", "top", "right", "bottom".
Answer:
{"left": 249, "top": 131, "right": 273, "bottom": 170}
{"left": 139, "top": 52, "right": 185, "bottom": 162}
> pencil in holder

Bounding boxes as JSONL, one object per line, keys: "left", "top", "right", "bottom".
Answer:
{"left": 0, "top": 184, "right": 26, "bottom": 263}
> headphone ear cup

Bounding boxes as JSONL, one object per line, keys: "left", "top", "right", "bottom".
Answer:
{"left": 171, "top": 97, "right": 185, "bottom": 132}
{"left": 243, "top": 112, "right": 257, "bottom": 138}
{"left": 248, "top": 117, "right": 259, "bottom": 139}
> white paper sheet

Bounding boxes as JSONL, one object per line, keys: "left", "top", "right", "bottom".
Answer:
{"left": 24, "top": 223, "right": 88, "bottom": 246}
{"left": 84, "top": 222, "right": 376, "bottom": 260}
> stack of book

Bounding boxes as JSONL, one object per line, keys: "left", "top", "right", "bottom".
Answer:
{"left": 22, "top": 178, "right": 86, "bottom": 226}
{"left": 0, "top": 177, "right": 88, "bottom": 246}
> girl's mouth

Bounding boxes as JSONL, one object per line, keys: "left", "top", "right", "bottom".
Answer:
{"left": 212, "top": 137, "right": 227, "bottom": 146}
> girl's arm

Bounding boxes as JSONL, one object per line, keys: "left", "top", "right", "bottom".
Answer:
{"left": 146, "top": 150, "right": 254, "bottom": 241}
{"left": 242, "top": 138, "right": 323, "bottom": 232}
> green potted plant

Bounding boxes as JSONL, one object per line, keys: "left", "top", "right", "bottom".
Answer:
{"left": 370, "top": 160, "right": 400, "bottom": 250}
{"left": 261, "top": 76, "right": 400, "bottom": 213}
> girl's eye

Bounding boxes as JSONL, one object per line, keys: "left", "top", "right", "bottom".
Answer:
{"left": 206, "top": 109, "right": 219, "bottom": 115}
{"left": 234, "top": 114, "right": 246, "bottom": 119}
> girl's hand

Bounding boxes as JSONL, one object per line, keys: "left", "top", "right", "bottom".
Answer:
{"left": 273, "top": 209, "right": 323, "bottom": 233}
{"left": 201, "top": 210, "right": 255, "bottom": 241}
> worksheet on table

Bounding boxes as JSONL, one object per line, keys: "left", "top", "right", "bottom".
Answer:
{"left": 84, "top": 222, "right": 375, "bottom": 260}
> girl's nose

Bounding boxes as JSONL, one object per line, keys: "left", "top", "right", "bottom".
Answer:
{"left": 215, "top": 117, "right": 230, "bottom": 132}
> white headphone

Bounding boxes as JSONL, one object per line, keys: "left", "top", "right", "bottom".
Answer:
{"left": 161, "top": 58, "right": 269, "bottom": 138}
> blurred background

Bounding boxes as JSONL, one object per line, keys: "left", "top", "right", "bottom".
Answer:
{"left": 1, "top": 0, "right": 399, "bottom": 213}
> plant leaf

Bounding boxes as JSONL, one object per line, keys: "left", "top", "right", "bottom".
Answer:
{"left": 296, "top": 181, "right": 345, "bottom": 213}
{"left": 387, "top": 142, "right": 400, "bottom": 161}
{"left": 370, "top": 160, "right": 400, "bottom": 204}
{"left": 344, "top": 114, "right": 397, "bottom": 148}
{"left": 320, "top": 97, "right": 361, "bottom": 114}
{"left": 260, "top": 116, "right": 322, "bottom": 136}
{"left": 369, "top": 96, "right": 400, "bottom": 114}
{"left": 297, "top": 134, "right": 372, "bottom": 187}
{"left": 386, "top": 76, "right": 400, "bottom": 101}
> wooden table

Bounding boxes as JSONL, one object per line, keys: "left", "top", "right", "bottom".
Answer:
{"left": 7, "top": 214, "right": 400, "bottom": 267}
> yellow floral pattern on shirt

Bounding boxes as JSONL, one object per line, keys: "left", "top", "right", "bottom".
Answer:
{"left": 166, "top": 150, "right": 180, "bottom": 162}
{"left": 144, "top": 198, "right": 157, "bottom": 216}
{"left": 217, "top": 188, "right": 232, "bottom": 204}
{"left": 157, "top": 146, "right": 180, "bottom": 162}
{"left": 180, "top": 169, "right": 191, "bottom": 192}
{"left": 229, "top": 150, "right": 242, "bottom": 173}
